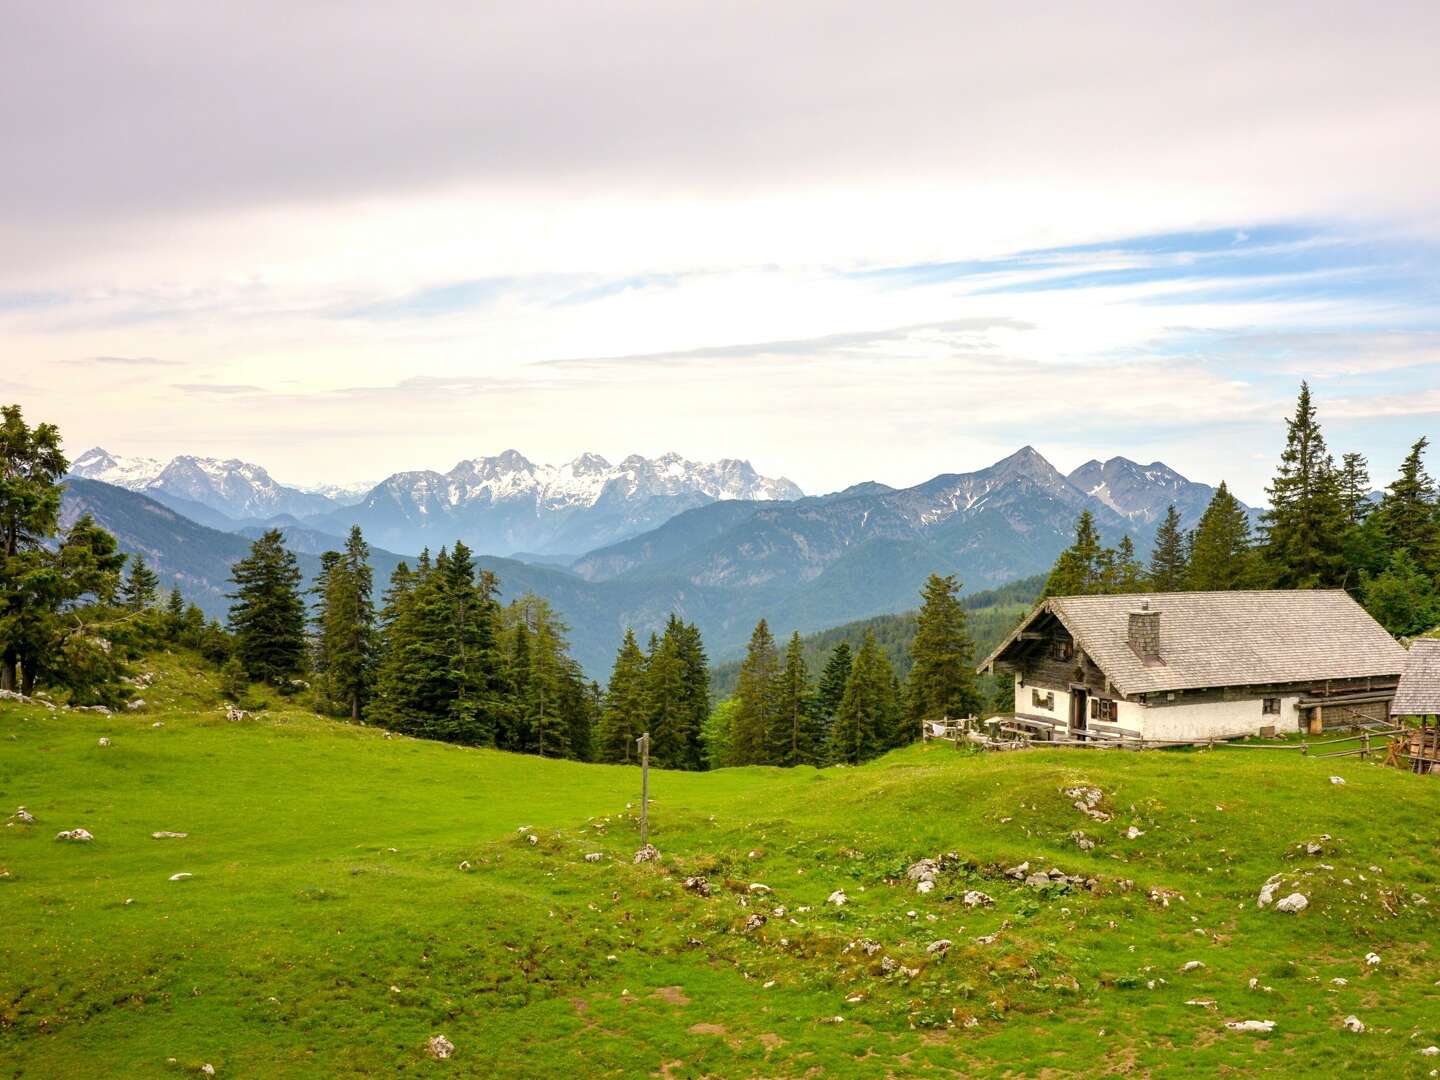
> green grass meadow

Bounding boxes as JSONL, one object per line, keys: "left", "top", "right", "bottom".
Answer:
{"left": 3, "top": 652, "right": 1440, "bottom": 1077}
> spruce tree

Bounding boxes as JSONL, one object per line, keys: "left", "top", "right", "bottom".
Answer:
{"left": 645, "top": 616, "right": 689, "bottom": 768}
{"left": 1111, "top": 535, "right": 1144, "bottom": 592}
{"left": 770, "top": 632, "right": 819, "bottom": 766}
{"left": 1148, "top": 505, "right": 1188, "bottom": 591}
{"left": 227, "top": 529, "right": 306, "bottom": 683}
{"left": 674, "top": 621, "right": 711, "bottom": 770}
{"left": 598, "top": 628, "right": 647, "bottom": 763}
{"left": 1361, "top": 551, "right": 1437, "bottom": 636}
{"left": 813, "top": 642, "right": 853, "bottom": 746}
{"left": 828, "top": 630, "right": 900, "bottom": 765}
{"left": 1372, "top": 437, "right": 1439, "bottom": 573}
{"left": 118, "top": 555, "right": 160, "bottom": 610}
{"left": 1338, "top": 452, "right": 1372, "bottom": 527}
{"left": 730, "top": 619, "right": 781, "bottom": 765}
{"left": 904, "top": 573, "right": 982, "bottom": 740}
{"left": 1186, "top": 482, "right": 1255, "bottom": 591}
{"left": 516, "top": 595, "right": 574, "bottom": 758}
{"left": 1261, "top": 382, "right": 1346, "bottom": 588}
{"left": 322, "top": 526, "right": 375, "bottom": 722}
{"left": 1044, "top": 511, "right": 1105, "bottom": 596}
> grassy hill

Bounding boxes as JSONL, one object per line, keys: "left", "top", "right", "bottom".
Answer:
{"left": 4, "top": 653, "right": 1440, "bottom": 1076}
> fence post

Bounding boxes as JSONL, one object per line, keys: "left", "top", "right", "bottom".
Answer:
{"left": 636, "top": 732, "right": 650, "bottom": 847}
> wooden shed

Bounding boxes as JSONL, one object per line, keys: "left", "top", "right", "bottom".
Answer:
{"left": 1390, "top": 639, "right": 1440, "bottom": 773}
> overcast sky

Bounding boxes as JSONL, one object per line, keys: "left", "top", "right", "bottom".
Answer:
{"left": 4, "top": 1, "right": 1439, "bottom": 502}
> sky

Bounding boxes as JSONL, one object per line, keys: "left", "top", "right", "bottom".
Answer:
{"left": 3, "top": 1, "right": 1439, "bottom": 505}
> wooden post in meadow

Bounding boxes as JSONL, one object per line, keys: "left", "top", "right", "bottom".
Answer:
{"left": 636, "top": 731, "right": 651, "bottom": 846}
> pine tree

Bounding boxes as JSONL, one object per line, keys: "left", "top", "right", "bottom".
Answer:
{"left": 770, "top": 632, "right": 819, "bottom": 766}
{"left": 645, "top": 616, "right": 693, "bottom": 768}
{"left": 516, "top": 595, "right": 574, "bottom": 758}
{"left": 904, "top": 573, "right": 982, "bottom": 741}
{"left": 1261, "top": 382, "right": 1347, "bottom": 588}
{"left": 309, "top": 550, "right": 342, "bottom": 707}
{"left": 730, "top": 619, "right": 781, "bottom": 765}
{"left": 1338, "top": 452, "right": 1372, "bottom": 527}
{"left": 1371, "top": 437, "right": 1439, "bottom": 573}
{"left": 828, "top": 630, "right": 900, "bottom": 765}
{"left": 1148, "top": 505, "right": 1188, "bottom": 591}
{"left": 673, "top": 621, "right": 711, "bottom": 770}
{"left": 227, "top": 529, "right": 306, "bottom": 683}
{"left": 597, "top": 628, "right": 647, "bottom": 763}
{"left": 1111, "top": 535, "right": 1144, "bottom": 592}
{"left": 118, "top": 555, "right": 160, "bottom": 610}
{"left": 322, "top": 526, "right": 375, "bottom": 722}
{"left": 1187, "top": 482, "right": 1255, "bottom": 591}
{"left": 441, "top": 544, "right": 505, "bottom": 743}
{"left": 813, "top": 642, "right": 853, "bottom": 747}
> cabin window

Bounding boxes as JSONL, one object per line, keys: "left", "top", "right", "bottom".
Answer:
{"left": 1049, "top": 638, "right": 1074, "bottom": 661}
{"left": 1090, "top": 698, "right": 1119, "bottom": 723}
{"left": 1262, "top": 697, "right": 1280, "bottom": 716}
{"left": 1031, "top": 689, "right": 1055, "bottom": 711}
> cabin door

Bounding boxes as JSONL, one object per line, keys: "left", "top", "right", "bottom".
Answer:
{"left": 1070, "top": 688, "right": 1088, "bottom": 739}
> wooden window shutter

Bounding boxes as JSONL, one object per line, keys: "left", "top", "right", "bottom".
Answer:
{"left": 1090, "top": 699, "right": 1099, "bottom": 719}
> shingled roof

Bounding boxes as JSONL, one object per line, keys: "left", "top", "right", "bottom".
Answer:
{"left": 1391, "top": 639, "right": 1440, "bottom": 716}
{"left": 980, "top": 590, "right": 1406, "bottom": 697}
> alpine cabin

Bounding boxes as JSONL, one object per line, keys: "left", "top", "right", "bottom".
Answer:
{"left": 978, "top": 590, "right": 1406, "bottom": 743}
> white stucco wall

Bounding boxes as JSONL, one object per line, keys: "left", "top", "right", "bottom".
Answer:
{"left": 1015, "top": 682, "right": 1145, "bottom": 735}
{"left": 1138, "top": 694, "right": 1302, "bottom": 742}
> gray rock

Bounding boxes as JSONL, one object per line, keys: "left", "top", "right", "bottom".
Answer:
{"left": 151, "top": 831, "right": 188, "bottom": 839}
{"left": 926, "top": 939, "right": 952, "bottom": 955}
{"left": 1275, "top": 893, "right": 1308, "bottom": 914}
{"left": 633, "top": 844, "right": 660, "bottom": 864}
{"left": 56, "top": 828, "right": 94, "bottom": 842}
{"left": 426, "top": 1034, "right": 455, "bottom": 1060}
{"left": 826, "top": 889, "right": 847, "bottom": 906}
{"left": 1342, "top": 1015, "right": 1365, "bottom": 1033}
{"left": 126, "top": 699, "right": 146, "bottom": 711}
{"left": 584, "top": 852, "right": 603, "bottom": 863}
{"left": 1225, "top": 1019, "right": 1275, "bottom": 1033}
{"left": 962, "top": 890, "right": 994, "bottom": 908}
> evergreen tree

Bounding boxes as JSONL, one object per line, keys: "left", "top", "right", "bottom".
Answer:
{"left": 119, "top": 556, "right": 160, "bottom": 610}
{"left": 598, "top": 628, "right": 647, "bottom": 763}
{"left": 904, "top": 573, "right": 982, "bottom": 741}
{"left": 1371, "top": 437, "right": 1439, "bottom": 573}
{"left": 1187, "top": 482, "right": 1256, "bottom": 591}
{"left": 813, "top": 641, "right": 853, "bottom": 746}
{"left": 1044, "top": 511, "right": 1106, "bottom": 596}
{"left": 1148, "top": 504, "right": 1188, "bottom": 591}
{"left": 309, "top": 550, "right": 342, "bottom": 707}
{"left": 645, "top": 616, "right": 691, "bottom": 768}
{"left": 0, "top": 404, "right": 67, "bottom": 693}
{"left": 1339, "top": 452, "right": 1373, "bottom": 527}
{"left": 322, "top": 526, "right": 376, "bottom": 722}
{"left": 227, "top": 529, "right": 306, "bottom": 683}
{"left": 441, "top": 544, "right": 505, "bottom": 743}
{"left": 1110, "top": 535, "right": 1144, "bottom": 592}
{"left": 770, "top": 631, "right": 820, "bottom": 766}
{"left": 702, "top": 698, "right": 739, "bottom": 769}
{"left": 828, "top": 630, "right": 900, "bottom": 765}
{"left": 514, "top": 594, "right": 575, "bottom": 758}
{"left": 673, "top": 620, "right": 711, "bottom": 770}
{"left": 730, "top": 619, "right": 781, "bottom": 765}
{"left": 1261, "top": 382, "right": 1347, "bottom": 588}
{"left": 164, "top": 586, "right": 185, "bottom": 638}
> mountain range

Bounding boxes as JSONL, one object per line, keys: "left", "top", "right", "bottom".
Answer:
{"left": 60, "top": 445, "right": 1246, "bottom": 677}
{"left": 72, "top": 447, "right": 802, "bottom": 557}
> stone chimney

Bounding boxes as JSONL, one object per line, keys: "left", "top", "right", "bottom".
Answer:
{"left": 1128, "top": 600, "right": 1162, "bottom": 663}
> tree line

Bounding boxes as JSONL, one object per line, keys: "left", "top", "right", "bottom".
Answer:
{"left": 1043, "top": 382, "right": 1440, "bottom": 636}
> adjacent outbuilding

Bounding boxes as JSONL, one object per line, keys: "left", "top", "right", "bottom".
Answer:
{"left": 979, "top": 590, "right": 1405, "bottom": 744}
{"left": 1390, "top": 638, "right": 1440, "bottom": 773}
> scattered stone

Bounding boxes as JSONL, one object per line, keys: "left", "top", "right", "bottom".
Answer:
{"left": 906, "top": 858, "right": 940, "bottom": 886}
{"left": 1225, "top": 1019, "right": 1276, "bottom": 1033}
{"left": 880, "top": 956, "right": 899, "bottom": 973}
{"left": 1024, "top": 872, "right": 1051, "bottom": 888}
{"left": 1126, "top": 826, "right": 1145, "bottom": 839}
{"left": 1331, "top": 977, "right": 1348, "bottom": 986}
{"left": 1180, "top": 960, "right": 1205, "bottom": 973}
{"left": 1275, "top": 893, "right": 1309, "bottom": 914}
{"left": 152, "top": 721, "right": 164, "bottom": 728}
{"left": 1005, "top": 861, "right": 1030, "bottom": 879}
{"left": 526, "top": 834, "right": 538, "bottom": 846}
{"left": 56, "top": 828, "right": 93, "bottom": 842}
{"left": 126, "top": 699, "right": 146, "bottom": 711}
{"left": 633, "top": 844, "right": 660, "bottom": 864}
{"left": 151, "top": 831, "right": 188, "bottom": 839}
{"left": 97, "top": 737, "right": 111, "bottom": 747}
{"left": 457, "top": 861, "right": 471, "bottom": 871}
{"left": 224, "top": 704, "right": 248, "bottom": 723}
{"left": 748, "top": 882, "right": 771, "bottom": 895}
{"left": 426, "top": 1034, "right": 455, "bottom": 1060}
{"left": 682, "top": 876, "right": 711, "bottom": 897}
{"left": 1072, "top": 831, "right": 1095, "bottom": 851}
{"left": 1420, "top": 1046, "right": 1439, "bottom": 1057}
{"left": 916, "top": 879, "right": 935, "bottom": 894}
{"left": 742, "top": 913, "right": 767, "bottom": 933}
{"left": 169, "top": 872, "right": 193, "bottom": 881}
{"left": 13, "top": 807, "right": 34, "bottom": 824}
{"left": 74, "top": 705, "right": 112, "bottom": 715}
{"left": 1065, "top": 785, "right": 1111, "bottom": 822}
{"left": 926, "top": 939, "right": 952, "bottom": 955}
{"left": 1186, "top": 999, "right": 1217, "bottom": 1009}
{"left": 962, "top": 890, "right": 994, "bottom": 908}
{"left": 1149, "top": 886, "right": 1184, "bottom": 907}
{"left": 975, "top": 933, "right": 998, "bottom": 946}
{"left": 1329, "top": 776, "right": 1346, "bottom": 785}
{"left": 201, "top": 1065, "right": 215, "bottom": 1077}
{"left": 1257, "top": 874, "right": 1285, "bottom": 908}
{"left": 1364, "top": 952, "right": 1381, "bottom": 966}
{"left": 584, "top": 852, "right": 602, "bottom": 863}
{"left": 826, "top": 890, "right": 847, "bottom": 906}
{"left": 1342, "top": 1015, "right": 1365, "bottom": 1033}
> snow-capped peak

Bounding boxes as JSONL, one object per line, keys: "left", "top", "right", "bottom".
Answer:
{"left": 69, "top": 447, "right": 166, "bottom": 489}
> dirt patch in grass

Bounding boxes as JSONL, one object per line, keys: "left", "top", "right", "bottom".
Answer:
{"left": 652, "top": 986, "right": 691, "bottom": 1006}
{"left": 688, "top": 1022, "right": 728, "bottom": 1035}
